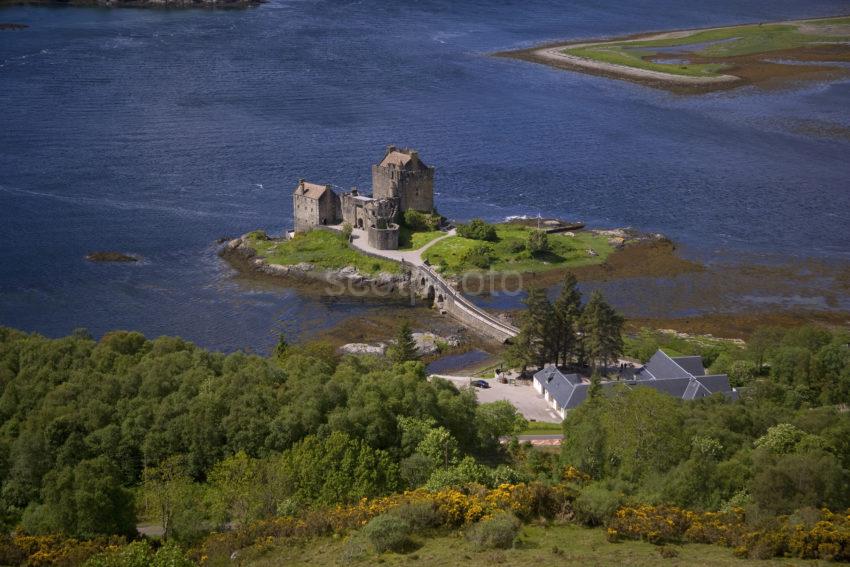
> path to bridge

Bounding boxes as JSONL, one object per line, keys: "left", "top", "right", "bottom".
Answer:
{"left": 342, "top": 226, "right": 520, "bottom": 341}
{"left": 346, "top": 227, "right": 456, "bottom": 266}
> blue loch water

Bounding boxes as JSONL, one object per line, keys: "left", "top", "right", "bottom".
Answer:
{"left": 1, "top": 0, "right": 849, "bottom": 351}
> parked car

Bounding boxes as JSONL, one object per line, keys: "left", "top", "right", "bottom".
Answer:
{"left": 472, "top": 379, "right": 490, "bottom": 389}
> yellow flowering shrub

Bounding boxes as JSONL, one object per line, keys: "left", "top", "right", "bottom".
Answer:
{"left": 562, "top": 466, "right": 591, "bottom": 484}
{"left": 683, "top": 508, "right": 746, "bottom": 546}
{"left": 193, "top": 482, "right": 574, "bottom": 564}
{"left": 610, "top": 504, "right": 850, "bottom": 562}
{"left": 609, "top": 505, "right": 696, "bottom": 544}
{"left": 0, "top": 534, "right": 126, "bottom": 567}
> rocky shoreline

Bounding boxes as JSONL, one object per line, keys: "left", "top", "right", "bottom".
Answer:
{"left": 220, "top": 234, "right": 410, "bottom": 296}
{"left": 0, "top": 0, "right": 260, "bottom": 8}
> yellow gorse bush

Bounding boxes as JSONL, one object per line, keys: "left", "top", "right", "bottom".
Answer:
{"left": 0, "top": 534, "right": 126, "bottom": 567}
{"left": 193, "top": 482, "right": 567, "bottom": 564}
{"left": 609, "top": 503, "right": 850, "bottom": 561}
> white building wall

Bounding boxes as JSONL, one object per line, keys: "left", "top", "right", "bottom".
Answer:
{"left": 533, "top": 376, "right": 543, "bottom": 395}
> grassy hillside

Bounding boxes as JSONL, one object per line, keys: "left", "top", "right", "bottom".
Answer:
{"left": 236, "top": 523, "right": 818, "bottom": 567}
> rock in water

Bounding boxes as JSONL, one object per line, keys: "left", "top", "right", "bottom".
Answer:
{"left": 339, "top": 343, "right": 388, "bottom": 356}
{"left": 85, "top": 251, "right": 139, "bottom": 263}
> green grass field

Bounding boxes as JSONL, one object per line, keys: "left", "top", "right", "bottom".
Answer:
{"left": 245, "top": 230, "right": 401, "bottom": 275}
{"left": 398, "top": 227, "right": 445, "bottom": 251}
{"left": 235, "top": 523, "right": 821, "bottom": 567}
{"left": 563, "top": 16, "right": 850, "bottom": 78}
{"left": 422, "top": 225, "right": 612, "bottom": 275}
{"left": 520, "top": 421, "right": 563, "bottom": 436}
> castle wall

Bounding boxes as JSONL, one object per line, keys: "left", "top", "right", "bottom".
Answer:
{"left": 293, "top": 194, "right": 319, "bottom": 233}
{"left": 293, "top": 190, "right": 340, "bottom": 233}
{"left": 367, "top": 224, "right": 400, "bottom": 250}
{"left": 341, "top": 194, "right": 373, "bottom": 229}
{"left": 371, "top": 163, "right": 434, "bottom": 213}
{"left": 398, "top": 169, "right": 434, "bottom": 212}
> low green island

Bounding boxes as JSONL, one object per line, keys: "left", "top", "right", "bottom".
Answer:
{"left": 503, "top": 15, "right": 850, "bottom": 92}
{"left": 235, "top": 221, "right": 616, "bottom": 281}
{"left": 244, "top": 230, "right": 401, "bottom": 275}
{"left": 423, "top": 223, "right": 613, "bottom": 275}
{"left": 567, "top": 17, "right": 850, "bottom": 77}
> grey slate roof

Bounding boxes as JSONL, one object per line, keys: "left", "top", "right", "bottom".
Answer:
{"left": 672, "top": 356, "right": 706, "bottom": 376}
{"left": 537, "top": 367, "right": 585, "bottom": 410}
{"left": 636, "top": 350, "right": 693, "bottom": 380}
{"left": 533, "top": 349, "right": 735, "bottom": 412}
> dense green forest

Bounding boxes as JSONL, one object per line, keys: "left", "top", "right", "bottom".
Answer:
{"left": 0, "top": 321, "right": 849, "bottom": 565}
{"left": 0, "top": 327, "right": 524, "bottom": 541}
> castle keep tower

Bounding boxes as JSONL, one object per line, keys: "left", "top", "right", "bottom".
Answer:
{"left": 292, "top": 179, "right": 340, "bottom": 233}
{"left": 371, "top": 145, "right": 435, "bottom": 213}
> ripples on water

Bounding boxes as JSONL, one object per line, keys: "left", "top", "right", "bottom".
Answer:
{"left": 1, "top": 0, "right": 849, "bottom": 351}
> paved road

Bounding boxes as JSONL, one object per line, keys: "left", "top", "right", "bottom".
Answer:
{"left": 432, "top": 374, "right": 561, "bottom": 423}
{"left": 346, "top": 227, "right": 456, "bottom": 266}
{"left": 516, "top": 434, "right": 564, "bottom": 447}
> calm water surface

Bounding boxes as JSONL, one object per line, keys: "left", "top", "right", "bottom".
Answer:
{"left": 1, "top": 0, "right": 849, "bottom": 351}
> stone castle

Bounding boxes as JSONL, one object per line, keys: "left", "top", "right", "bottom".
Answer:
{"left": 292, "top": 146, "right": 435, "bottom": 250}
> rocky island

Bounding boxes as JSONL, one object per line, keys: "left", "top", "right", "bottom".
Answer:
{"left": 85, "top": 251, "right": 139, "bottom": 263}
{"left": 219, "top": 145, "right": 686, "bottom": 344}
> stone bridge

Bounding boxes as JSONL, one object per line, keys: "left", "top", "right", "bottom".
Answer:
{"left": 338, "top": 225, "right": 519, "bottom": 344}
{"left": 412, "top": 265, "right": 519, "bottom": 344}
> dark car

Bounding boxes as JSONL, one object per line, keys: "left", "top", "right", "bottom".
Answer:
{"left": 472, "top": 379, "right": 490, "bottom": 389}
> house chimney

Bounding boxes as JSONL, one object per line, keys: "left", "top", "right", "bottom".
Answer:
{"left": 387, "top": 144, "right": 396, "bottom": 154}
{"left": 351, "top": 187, "right": 358, "bottom": 196}
{"left": 410, "top": 150, "right": 419, "bottom": 161}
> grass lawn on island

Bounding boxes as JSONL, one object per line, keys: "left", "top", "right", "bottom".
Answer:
{"left": 564, "top": 16, "right": 850, "bottom": 78}
{"left": 398, "top": 226, "right": 445, "bottom": 251}
{"left": 236, "top": 523, "right": 812, "bottom": 567}
{"left": 422, "top": 225, "right": 612, "bottom": 275}
{"left": 245, "top": 230, "right": 401, "bottom": 275}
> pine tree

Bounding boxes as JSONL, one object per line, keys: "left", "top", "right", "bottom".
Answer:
{"left": 580, "top": 290, "right": 624, "bottom": 375}
{"left": 523, "top": 288, "right": 557, "bottom": 368}
{"left": 503, "top": 330, "right": 534, "bottom": 373}
{"left": 389, "top": 321, "right": 419, "bottom": 363}
{"left": 552, "top": 272, "right": 582, "bottom": 366}
{"left": 274, "top": 333, "right": 288, "bottom": 361}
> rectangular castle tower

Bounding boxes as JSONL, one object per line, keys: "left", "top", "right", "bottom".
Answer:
{"left": 371, "top": 145, "right": 434, "bottom": 213}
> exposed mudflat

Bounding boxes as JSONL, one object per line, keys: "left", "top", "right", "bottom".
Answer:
{"left": 498, "top": 19, "right": 850, "bottom": 93}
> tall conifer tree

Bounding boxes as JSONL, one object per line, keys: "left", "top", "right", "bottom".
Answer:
{"left": 553, "top": 272, "right": 582, "bottom": 366}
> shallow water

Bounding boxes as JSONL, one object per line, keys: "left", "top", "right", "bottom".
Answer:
{"left": 426, "top": 349, "right": 493, "bottom": 375}
{"left": 1, "top": 0, "right": 849, "bottom": 352}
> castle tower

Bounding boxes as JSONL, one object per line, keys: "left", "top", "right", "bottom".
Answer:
{"left": 371, "top": 145, "right": 434, "bottom": 213}
{"left": 292, "top": 179, "right": 340, "bottom": 233}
